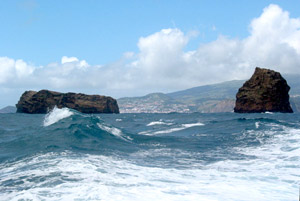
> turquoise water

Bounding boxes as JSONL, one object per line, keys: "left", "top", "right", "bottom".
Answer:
{"left": 0, "top": 108, "right": 299, "bottom": 200}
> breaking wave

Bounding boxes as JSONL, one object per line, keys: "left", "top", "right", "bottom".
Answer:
{"left": 43, "top": 106, "right": 74, "bottom": 126}
{"left": 97, "top": 122, "right": 132, "bottom": 142}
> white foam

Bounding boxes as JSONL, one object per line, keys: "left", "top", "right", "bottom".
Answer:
{"left": 182, "top": 122, "right": 205, "bottom": 128}
{"left": 43, "top": 106, "right": 73, "bottom": 127}
{"left": 255, "top": 122, "right": 260, "bottom": 128}
{"left": 265, "top": 111, "right": 273, "bottom": 114}
{"left": 147, "top": 121, "right": 173, "bottom": 126}
{"left": 0, "top": 148, "right": 298, "bottom": 201}
{"left": 97, "top": 123, "right": 132, "bottom": 141}
{"left": 141, "top": 122, "right": 204, "bottom": 135}
{"left": 152, "top": 127, "right": 186, "bottom": 134}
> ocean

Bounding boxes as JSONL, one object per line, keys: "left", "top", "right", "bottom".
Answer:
{"left": 0, "top": 107, "right": 299, "bottom": 200}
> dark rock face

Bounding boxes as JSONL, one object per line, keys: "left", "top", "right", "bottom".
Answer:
{"left": 16, "top": 90, "right": 120, "bottom": 114}
{"left": 234, "top": 67, "right": 293, "bottom": 113}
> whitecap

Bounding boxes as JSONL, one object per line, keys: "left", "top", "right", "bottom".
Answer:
{"left": 182, "top": 122, "right": 205, "bottom": 128}
{"left": 147, "top": 121, "right": 173, "bottom": 126}
{"left": 152, "top": 127, "right": 186, "bottom": 134}
{"left": 43, "top": 106, "right": 73, "bottom": 127}
{"left": 97, "top": 123, "right": 132, "bottom": 141}
{"left": 140, "top": 122, "right": 204, "bottom": 135}
{"left": 265, "top": 111, "right": 273, "bottom": 114}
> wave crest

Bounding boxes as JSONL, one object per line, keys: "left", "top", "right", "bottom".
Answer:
{"left": 43, "top": 106, "right": 74, "bottom": 127}
{"left": 97, "top": 123, "right": 132, "bottom": 142}
{"left": 147, "top": 121, "right": 173, "bottom": 126}
{"left": 140, "top": 122, "right": 204, "bottom": 135}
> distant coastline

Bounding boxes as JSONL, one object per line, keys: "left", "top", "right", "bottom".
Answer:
{"left": 118, "top": 74, "right": 300, "bottom": 113}
{"left": 2, "top": 74, "right": 300, "bottom": 114}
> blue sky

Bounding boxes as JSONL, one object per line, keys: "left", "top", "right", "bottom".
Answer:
{"left": 1, "top": 0, "right": 299, "bottom": 65}
{"left": 1, "top": 1, "right": 300, "bottom": 107}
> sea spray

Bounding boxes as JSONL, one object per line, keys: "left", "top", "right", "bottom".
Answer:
{"left": 43, "top": 106, "right": 74, "bottom": 126}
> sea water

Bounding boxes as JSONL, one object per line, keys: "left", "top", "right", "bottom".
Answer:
{"left": 0, "top": 108, "right": 299, "bottom": 200}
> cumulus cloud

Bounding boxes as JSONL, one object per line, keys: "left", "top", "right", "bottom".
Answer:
{"left": 1, "top": 4, "right": 300, "bottom": 102}
{"left": 61, "top": 56, "right": 89, "bottom": 68}
{"left": 127, "top": 3, "right": 300, "bottom": 90}
{"left": 0, "top": 57, "right": 34, "bottom": 84}
{"left": 243, "top": 4, "right": 300, "bottom": 73}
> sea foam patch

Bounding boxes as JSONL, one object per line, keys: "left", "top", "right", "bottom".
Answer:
{"left": 0, "top": 149, "right": 297, "bottom": 201}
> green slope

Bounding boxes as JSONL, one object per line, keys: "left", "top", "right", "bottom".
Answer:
{"left": 167, "top": 80, "right": 244, "bottom": 102}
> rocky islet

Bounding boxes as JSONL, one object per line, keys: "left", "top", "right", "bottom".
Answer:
{"left": 16, "top": 90, "right": 119, "bottom": 114}
{"left": 234, "top": 67, "right": 293, "bottom": 113}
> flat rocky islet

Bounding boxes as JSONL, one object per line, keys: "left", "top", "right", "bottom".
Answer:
{"left": 16, "top": 90, "right": 119, "bottom": 114}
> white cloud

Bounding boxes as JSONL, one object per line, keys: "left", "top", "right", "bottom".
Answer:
{"left": 132, "top": 28, "right": 190, "bottom": 88}
{"left": 61, "top": 56, "right": 89, "bottom": 68}
{"left": 242, "top": 4, "right": 300, "bottom": 73}
{"left": 249, "top": 4, "right": 300, "bottom": 53}
{"left": 124, "top": 4, "right": 300, "bottom": 91}
{"left": 128, "top": 4, "right": 300, "bottom": 89}
{"left": 0, "top": 57, "right": 34, "bottom": 84}
{"left": 0, "top": 57, "right": 15, "bottom": 83}
{"left": 61, "top": 56, "right": 79, "bottom": 64}
{"left": 0, "top": 4, "right": 300, "bottom": 103}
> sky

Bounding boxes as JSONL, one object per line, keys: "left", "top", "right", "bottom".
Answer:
{"left": 1, "top": 0, "right": 300, "bottom": 108}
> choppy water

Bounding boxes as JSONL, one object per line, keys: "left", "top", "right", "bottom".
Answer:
{"left": 0, "top": 108, "right": 299, "bottom": 200}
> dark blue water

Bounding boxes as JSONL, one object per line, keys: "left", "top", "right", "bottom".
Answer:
{"left": 0, "top": 108, "right": 299, "bottom": 200}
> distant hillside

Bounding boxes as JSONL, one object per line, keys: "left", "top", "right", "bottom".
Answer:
{"left": 118, "top": 74, "right": 300, "bottom": 113}
{"left": 118, "top": 80, "right": 243, "bottom": 113}
{"left": 118, "top": 93, "right": 190, "bottom": 113}
{"left": 0, "top": 106, "right": 16, "bottom": 113}
{"left": 168, "top": 80, "right": 244, "bottom": 101}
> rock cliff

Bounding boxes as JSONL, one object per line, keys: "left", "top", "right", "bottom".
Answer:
{"left": 16, "top": 90, "right": 119, "bottom": 114}
{"left": 234, "top": 67, "right": 293, "bottom": 113}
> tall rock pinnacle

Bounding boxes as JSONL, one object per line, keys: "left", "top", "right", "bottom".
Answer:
{"left": 234, "top": 67, "right": 293, "bottom": 113}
